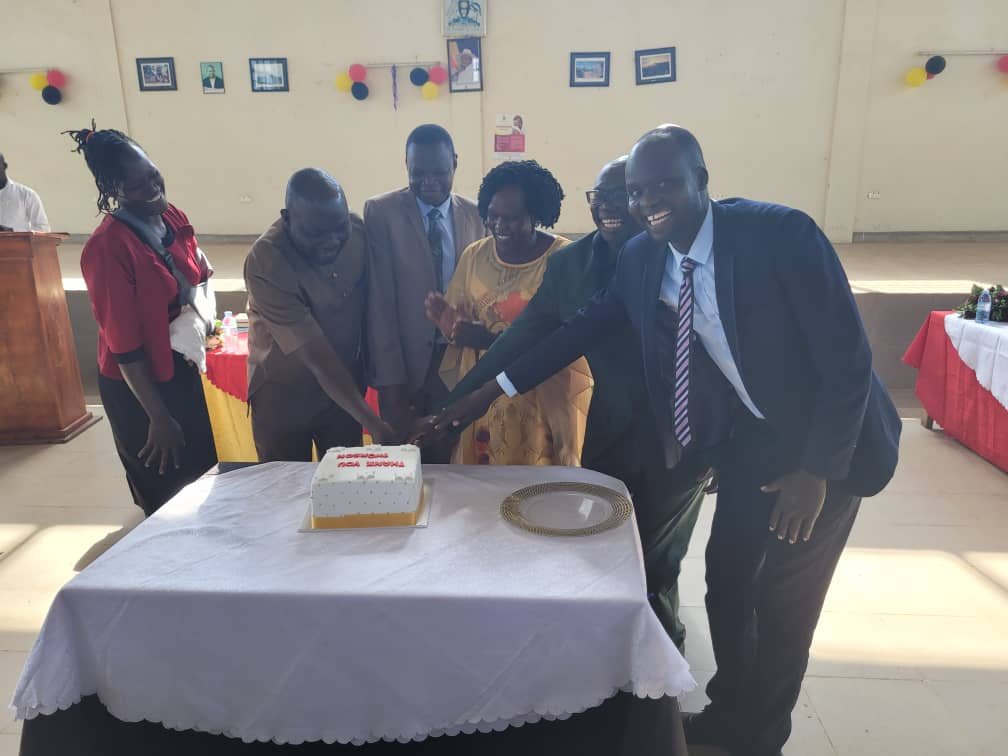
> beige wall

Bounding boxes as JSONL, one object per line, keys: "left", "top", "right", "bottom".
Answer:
{"left": 1, "top": 0, "right": 1005, "bottom": 240}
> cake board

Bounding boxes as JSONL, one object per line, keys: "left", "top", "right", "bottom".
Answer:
{"left": 298, "top": 479, "right": 433, "bottom": 533}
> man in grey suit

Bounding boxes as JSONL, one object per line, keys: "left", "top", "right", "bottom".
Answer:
{"left": 364, "top": 124, "right": 485, "bottom": 460}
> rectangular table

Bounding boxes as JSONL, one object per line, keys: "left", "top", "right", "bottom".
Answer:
{"left": 12, "top": 464, "right": 693, "bottom": 754}
{"left": 903, "top": 311, "right": 1008, "bottom": 471}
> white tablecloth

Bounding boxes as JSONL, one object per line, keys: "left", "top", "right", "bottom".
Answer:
{"left": 11, "top": 464, "right": 693, "bottom": 745}
{"left": 945, "top": 314, "right": 1008, "bottom": 410}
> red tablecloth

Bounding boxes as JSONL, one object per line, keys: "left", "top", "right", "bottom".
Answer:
{"left": 205, "top": 333, "right": 380, "bottom": 411}
{"left": 903, "top": 311, "right": 1008, "bottom": 471}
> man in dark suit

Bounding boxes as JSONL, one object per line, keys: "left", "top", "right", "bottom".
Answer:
{"left": 427, "top": 125, "right": 901, "bottom": 756}
{"left": 202, "top": 65, "right": 224, "bottom": 91}
{"left": 364, "top": 124, "right": 485, "bottom": 461}
{"left": 436, "top": 156, "right": 718, "bottom": 650}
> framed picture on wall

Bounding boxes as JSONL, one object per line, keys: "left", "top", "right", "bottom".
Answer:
{"left": 570, "top": 52, "right": 610, "bottom": 87}
{"left": 448, "top": 37, "right": 482, "bottom": 92}
{"left": 443, "top": 0, "right": 486, "bottom": 37}
{"left": 136, "top": 57, "right": 176, "bottom": 91}
{"left": 635, "top": 47, "right": 676, "bottom": 85}
{"left": 200, "top": 62, "right": 225, "bottom": 93}
{"left": 249, "top": 58, "right": 289, "bottom": 92}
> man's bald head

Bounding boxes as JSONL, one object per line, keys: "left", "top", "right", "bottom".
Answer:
{"left": 285, "top": 167, "right": 344, "bottom": 210}
{"left": 281, "top": 168, "right": 351, "bottom": 263}
{"left": 635, "top": 124, "right": 706, "bottom": 171}
{"left": 595, "top": 155, "right": 628, "bottom": 186}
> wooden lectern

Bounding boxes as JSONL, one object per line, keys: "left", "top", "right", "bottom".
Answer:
{"left": 0, "top": 232, "right": 100, "bottom": 444}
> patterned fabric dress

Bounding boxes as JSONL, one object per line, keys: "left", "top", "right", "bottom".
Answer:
{"left": 439, "top": 235, "right": 594, "bottom": 466}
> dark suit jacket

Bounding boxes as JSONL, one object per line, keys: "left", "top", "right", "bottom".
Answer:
{"left": 505, "top": 199, "right": 901, "bottom": 497}
{"left": 364, "top": 187, "right": 485, "bottom": 393}
{"left": 202, "top": 77, "right": 224, "bottom": 89}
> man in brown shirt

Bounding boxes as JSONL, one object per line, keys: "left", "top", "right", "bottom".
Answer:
{"left": 245, "top": 168, "right": 394, "bottom": 461}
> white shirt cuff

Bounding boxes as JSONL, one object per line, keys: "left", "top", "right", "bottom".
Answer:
{"left": 496, "top": 372, "right": 519, "bottom": 398}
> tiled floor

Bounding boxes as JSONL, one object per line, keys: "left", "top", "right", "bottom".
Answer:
{"left": 0, "top": 412, "right": 1006, "bottom": 754}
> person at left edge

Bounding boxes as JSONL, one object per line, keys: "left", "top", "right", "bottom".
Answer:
{"left": 244, "top": 168, "right": 396, "bottom": 462}
{"left": 0, "top": 151, "right": 51, "bottom": 232}
{"left": 65, "top": 123, "right": 217, "bottom": 516}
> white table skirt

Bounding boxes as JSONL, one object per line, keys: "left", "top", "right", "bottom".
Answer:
{"left": 945, "top": 314, "right": 1008, "bottom": 410}
{"left": 11, "top": 463, "right": 694, "bottom": 745}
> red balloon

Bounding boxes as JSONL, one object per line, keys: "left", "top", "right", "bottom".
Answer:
{"left": 926, "top": 73, "right": 935, "bottom": 80}
{"left": 46, "top": 69, "right": 67, "bottom": 88}
{"left": 998, "top": 55, "right": 1008, "bottom": 74}
{"left": 348, "top": 64, "right": 367, "bottom": 82}
{"left": 428, "top": 65, "right": 449, "bottom": 85}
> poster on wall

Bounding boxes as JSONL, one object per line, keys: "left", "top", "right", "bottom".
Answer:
{"left": 136, "top": 57, "right": 176, "bottom": 91}
{"left": 249, "top": 58, "right": 289, "bottom": 92}
{"left": 448, "top": 37, "right": 482, "bottom": 92}
{"left": 201, "top": 62, "right": 225, "bottom": 93}
{"left": 444, "top": 0, "right": 486, "bottom": 37}
{"left": 493, "top": 113, "right": 526, "bottom": 161}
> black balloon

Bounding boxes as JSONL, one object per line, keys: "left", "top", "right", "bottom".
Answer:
{"left": 41, "top": 85, "right": 62, "bottom": 104}
{"left": 925, "top": 55, "right": 946, "bottom": 75}
{"left": 409, "top": 67, "right": 429, "bottom": 86}
{"left": 351, "top": 82, "right": 369, "bottom": 100}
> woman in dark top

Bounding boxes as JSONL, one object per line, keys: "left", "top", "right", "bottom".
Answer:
{"left": 66, "top": 122, "right": 217, "bottom": 515}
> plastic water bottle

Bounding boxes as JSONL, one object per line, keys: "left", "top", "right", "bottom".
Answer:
{"left": 221, "top": 310, "right": 239, "bottom": 352}
{"left": 976, "top": 289, "right": 992, "bottom": 325}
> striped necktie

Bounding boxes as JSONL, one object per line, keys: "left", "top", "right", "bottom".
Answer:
{"left": 673, "top": 257, "right": 697, "bottom": 447}
{"left": 427, "top": 207, "right": 445, "bottom": 292}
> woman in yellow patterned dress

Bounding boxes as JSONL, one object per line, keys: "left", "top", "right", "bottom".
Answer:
{"left": 425, "top": 160, "right": 593, "bottom": 466}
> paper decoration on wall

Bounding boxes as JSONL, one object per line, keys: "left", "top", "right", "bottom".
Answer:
{"left": 925, "top": 56, "right": 946, "bottom": 76}
{"left": 429, "top": 65, "right": 449, "bottom": 85}
{"left": 904, "top": 67, "right": 928, "bottom": 87}
{"left": 41, "top": 85, "right": 62, "bottom": 104}
{"left": 998, "top": 55, "right": 1008, "bottom": 74}
{"left": 29, "top": 69, "right": 67, "bottom": 104}
{"left": 404, "top": 65, "right": 444, "bottom": 100}
{"left": 337, "top": 64, "right": 368, "bottom": 101}
{"left": 392, "top": 64, "right": 399, "bottom": 110}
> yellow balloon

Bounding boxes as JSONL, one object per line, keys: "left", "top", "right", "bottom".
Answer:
{"left": 421, "top": 81, "right": 439, "bottom": 100}
{"left": 335, "top": 72, "right": 353, "bottom": 92}
{"left": 29, "top": 72, "right": 48, "bottom": 91}
{"left": 905, "top": 67, "right": 927, "bottom": 87}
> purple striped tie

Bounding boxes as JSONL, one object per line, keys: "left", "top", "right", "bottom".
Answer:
{"left": 673, "top": 257, "right": 697, "bottom": 448}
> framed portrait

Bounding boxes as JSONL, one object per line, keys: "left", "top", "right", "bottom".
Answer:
{"left": 448, "top": 37, "right": 482, "bottom": 92}
{"left": 249, "top": 58, "right": 289, "bottom": 92}
{"left": 200, "top": 61, "right": 225, "bottom": 94}
{"left": 136, "top": 57, "right": 176, "bottom": 91}
{"left": 570, "top": 52, "right": 610, "bottom": 87}
{"left": 443, "top": 0, "right": 486, "bottom": 37}
{"left": 635, "top": 47, "right": 676, "bottom": 85}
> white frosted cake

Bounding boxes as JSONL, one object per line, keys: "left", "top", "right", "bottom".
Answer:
{"left": 310, "top": 445, "right": 424, "bottom": 528}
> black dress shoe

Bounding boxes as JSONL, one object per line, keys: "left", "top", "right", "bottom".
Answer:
{"left": 682, "top": 707, "right": 734, "bottom": 748}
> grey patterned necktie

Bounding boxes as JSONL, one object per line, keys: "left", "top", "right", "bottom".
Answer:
{"left": 427, "top": 207, "right": 445, "bottom": 292}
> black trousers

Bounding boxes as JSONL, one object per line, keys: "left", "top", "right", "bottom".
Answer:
{"left": 585, "top": 423, "right": 707, "bottom": 651}
{"left": 98, "top": 352, "right": 218, "bottom": 516}
{"left": 250, "top": 380, "right": 363, "bottom": 462}
{"left": 704, "top": 416, "right": 860, "bottom": 756}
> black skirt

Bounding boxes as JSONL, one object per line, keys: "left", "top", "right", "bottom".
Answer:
{"left": 98, "top": 352, "right": 217, "bottom": 515}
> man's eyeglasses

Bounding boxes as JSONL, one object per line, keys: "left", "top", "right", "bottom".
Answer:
{"left": 585, "top": 188, "right": 629, "bottom": 207}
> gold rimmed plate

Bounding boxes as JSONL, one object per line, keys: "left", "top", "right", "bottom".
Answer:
{"left": 501, "top": 482, "right": 633, "bottom": 537}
